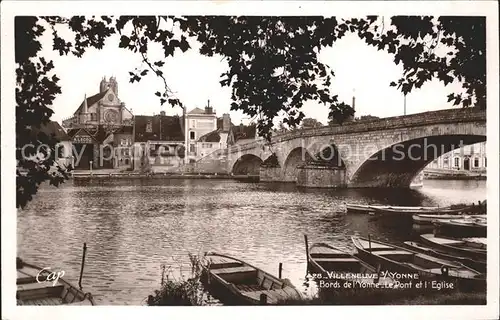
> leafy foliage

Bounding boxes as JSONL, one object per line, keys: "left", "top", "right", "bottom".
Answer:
{"left": 15, "top": 15, "right": 486, "bottom": 207}
{"left": 301, "top": 117, "right": 323, "bottom": 129}
{"left": 16, "top": 17, "right": 70, "bottom": 209}
{"left": 147, "top": 254, "right": 206, "bottom": 306}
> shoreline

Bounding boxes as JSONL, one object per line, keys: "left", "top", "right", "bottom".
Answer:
{"left": 71, "top": 172, "right": 260, "bottom": 182}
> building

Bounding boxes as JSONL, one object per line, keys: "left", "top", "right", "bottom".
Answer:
{"left": 185, "top": 102, "right": 218, "bottom": 163}
{"left": 427, "top": 142, "right": 487, "bottom": 172}
{"left": 31, "top": 121, "right": 73, "bottom": 169}
{"left": 196, "top": 114, "right": 233, "bottom": 159}
{"left": 227, "top": 122, "right": 258, "bottom": 145}
{"left": 133, "top": 112, "right": 185, "bottom": 172}
{"left": 62, "top": 76, "right": 134, "bottom": 170}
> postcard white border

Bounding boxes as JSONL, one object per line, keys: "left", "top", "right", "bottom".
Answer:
{"left": 2, "top": 1, "right": 499, "bottom": 320}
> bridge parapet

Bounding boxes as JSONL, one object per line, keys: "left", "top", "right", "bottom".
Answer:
{"left": 225, "top": 107, "right": 485, "bottom": 155}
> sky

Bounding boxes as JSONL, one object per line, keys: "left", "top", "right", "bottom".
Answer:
{"left": 38, "top": 17, "right": 465, "bottom": 128}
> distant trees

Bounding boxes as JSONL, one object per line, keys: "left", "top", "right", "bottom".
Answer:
{"left": 301, "top": 118, "right": 323, "bottom": 129}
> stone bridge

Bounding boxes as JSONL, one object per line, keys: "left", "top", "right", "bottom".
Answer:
{"left": 196, "top": 107, "right": 486, "bottom": 188}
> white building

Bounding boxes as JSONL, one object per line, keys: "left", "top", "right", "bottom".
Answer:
{"left": 427, "top": 142, "right": 487, "bottom": 171}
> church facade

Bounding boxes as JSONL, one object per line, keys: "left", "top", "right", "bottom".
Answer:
{"left": 62, "top": 76, "right": 134, "bottom": 170}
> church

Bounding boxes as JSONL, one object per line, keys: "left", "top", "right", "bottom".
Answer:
{"left": 62, "top": 76, "right": 134, "bottom": 170}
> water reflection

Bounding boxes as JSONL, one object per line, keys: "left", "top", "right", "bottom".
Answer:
{"left": 17, "top": 178, "right": 486, "bottom": 305}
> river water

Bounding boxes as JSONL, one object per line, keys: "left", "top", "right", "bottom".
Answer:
{"left": 17, "top": 178, "right": 486, "bottom": 305}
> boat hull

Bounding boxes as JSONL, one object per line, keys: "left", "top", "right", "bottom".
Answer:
{"left": 433, "top": 220, "right": 487, "bottom": 238}
{"left": 16, "top": 258, "right": 95, "bottom": 306}
{"left": 402, "top": 241, "right": 486, "bottom": 273}
{"left": 420, "top": 234, "right": 486, "bottom": 261}
{"left": 413, "top": 214, "right": 486, "bottom": 225}
{"left": 351, "top": 237, "right": 485, "bottom": 292}
{"left": 201, "top": 252, "right": 301, "bottom": 305}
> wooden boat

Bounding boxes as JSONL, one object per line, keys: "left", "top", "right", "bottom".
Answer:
{"left": 402, "top": 241, "right": 486, "bottom": 273}
{"left": 433, "top": 218, "right": 487, "bottom": 238}
{"left": 351, "top": 236, "right": 485, "bottom": 292}
{"left": 346, "top": 204, "right": 443, "bottom": 214}
{"left": 201, "top": 252, "right": 302, "bottom": 305}
{"left": 307, "top": 242, "right": 397, "bottom": 287}
{"left": 420, "top": 234, "right": 486, "bottom": 261}
{"left": 413, "top": 214, "right": 486, "bottom": 225}
{"left": 371, "top": 205, "right": 476, "bottom": 216}
{"left": 16, "top": 258, "right": 96, "bottom": 306}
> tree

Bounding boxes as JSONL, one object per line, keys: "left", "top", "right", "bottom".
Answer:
{"left": 15, "top": 15, "right": 486, "bottom": 208}
{"left": 301, "top": 117, "right": 323, "bottom": 129}
{"left": 356, "top": 115, "right": 380, "bottom": 121}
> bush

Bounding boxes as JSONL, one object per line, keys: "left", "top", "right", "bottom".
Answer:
{"left": 146, "top": 254, "right": 207, "bottom": 306}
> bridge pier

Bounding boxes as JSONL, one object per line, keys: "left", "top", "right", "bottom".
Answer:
{"left": 259, "top": 166, "right": 282, "bottom": 182}
{"left": 296, "top": 163, "right": 347, "bottom": 188}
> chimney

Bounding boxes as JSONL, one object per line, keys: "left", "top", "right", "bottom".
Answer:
{"left": 222, "top": 113, "right": 231, "bottom": 132}
{"left": 83, "top": 94, "right": 88, "bottom": 113}
{"left": 160, "top": 111, "right": 166, "bottom": 116}
{"left": 205, "top": 99, "right": 213, "bottom": 114}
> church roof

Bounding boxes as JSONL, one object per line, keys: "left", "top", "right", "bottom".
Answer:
{"left": 74, "top": 91, "right": 108, "bottom": 115}
{"left": 134, "top": 115, "right": 185, "bottom": 142}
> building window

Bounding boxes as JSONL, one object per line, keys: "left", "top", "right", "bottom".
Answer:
{"left": 484, "top": 157, "right": 487, "bottom": 167}
{"left": 146, "top": 120, "right": 153, "bottom": 133}
{"left": 191, "top": 120, "right": 196, "bottom": 128}
{"left": 189, "top": 144, "right": 196, "bottom": 153}
{"left": 454, "top": 157, "right": 460, "bottom": 167}
{"left": 91, "top": 113, "right": 97, "bottom": 121}
{"left": 474, "top": 158, "right": 479, "bottom": 168}
{"left": 190, "top": 131, "right": 195, "bottom": 140}
{"left": 443, "top": 157, "right": 449, "bottom": 167}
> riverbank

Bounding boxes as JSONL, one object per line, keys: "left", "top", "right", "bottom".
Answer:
{"left": 423, "top": 168, "right": 486, "bottom": 180}
{"left": 71, "top": 171, "right": 260, "bottom": 182}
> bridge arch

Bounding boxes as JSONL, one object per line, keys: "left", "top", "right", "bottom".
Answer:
{"left": 231, "top": 154, "right": 263, "bottom": 175}
{"left": 315, "top": 143, "right": 346, "bottom": 168}
{"left": 282, "top": 147, "right": 314, "bottom": 181}
{"left": 349, "top": 134, "right": 487, "bottom": 188}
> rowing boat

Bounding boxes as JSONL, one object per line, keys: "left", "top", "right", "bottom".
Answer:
{"left": 420, "top": 234, "right": 486, "bottom": 260}
{"left": 351, "top": 236, "right": 485, "bottom": 292}
{"left": 402, "top": 241, "right": 486, "bottom": 273}
{"left": 307, "top": 242, "right": 397, "bottom": 287}
{"left": 201, "top": 252, "right": 302, "bottom": 305}
{"left": 433, "top": 218, "right": 487, "bottom": 238}
{"left": 16, "top": 258, "right": 96, "bottom": 306}
{"left": 413, "top": 214, "right": 486, "bottom": 225}
{"left": 345, "top": 204, "right": 443, "bottom": 214}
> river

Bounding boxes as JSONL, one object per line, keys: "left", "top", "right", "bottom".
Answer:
{"left": 17, "top": 178, "right": 486, "bottom": 305}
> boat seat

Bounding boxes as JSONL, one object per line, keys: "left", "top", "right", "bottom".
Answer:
{"left": 314, "top": 257, "right": 358, "bottom": 263}
{"left": 211, "top": 266, "right": 255, "bottom": 275}
{"left": 373, "top": 250, "right": 414, "bottom": 256}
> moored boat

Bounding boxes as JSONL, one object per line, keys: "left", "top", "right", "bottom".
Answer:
{"left": 413, "top": 214, "right": 486, "bottom": 225}
{"left": 433, "top": 218, "right": 487, "bottom": 238}
{"left": 346, "top": 204, "right": 443, "bottom": 214}
{"left": 402, "top": 241, "right": 486, "bottom": 273}
{"left": 16, "top": 258, "right": 96, "bottom": 306}
{"left": 201, "top": 252, "right": 302, "bottom": 305}
{"left": 307, "top": 242, "right": 397, "bottom": 288}
{"left": 351, "top": 236, "right": 485, "bottom": 292}
{"left": 420, "top": 234, "right": 486, "bottom": 261}
{"left": 372, "top": 205, "right": 477, "bottom": 216}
